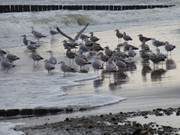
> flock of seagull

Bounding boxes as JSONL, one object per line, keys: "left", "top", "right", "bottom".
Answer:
{"left": 0, "top": 24, "right": 176, "bottom": 78}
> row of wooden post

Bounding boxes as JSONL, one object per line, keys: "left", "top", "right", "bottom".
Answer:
{"left": 0, "top": 4, "right": 175, "bottom": 13}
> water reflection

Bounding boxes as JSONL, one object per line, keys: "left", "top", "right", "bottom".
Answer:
{"left": 166, "top": 59, "right": 176, "bottom": 70}
{"left": 141, "top": 58, "right": 176, "bottom": 82}
{"left": 151, "top": 68, "right": 166, "bottom": 82}
{"left": 93, "top": 74, "right": 105, "bottom": 88}
{"left": 109, "top": 72, "right": 128, "bottom": 90}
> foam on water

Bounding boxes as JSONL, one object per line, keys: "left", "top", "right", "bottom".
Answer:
{"left": 0, "top": 71, "right": 121, "bottom": 109}
{"left": 0, "top": 122, "right": 24, "bottom": 135}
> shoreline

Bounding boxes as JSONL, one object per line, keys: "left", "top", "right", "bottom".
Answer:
{"left": 18, "top": 106, "right": 180, "bottom": 135}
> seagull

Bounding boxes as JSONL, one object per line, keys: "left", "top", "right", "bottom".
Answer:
{"left": 138, "top": 34, "right": 152, "bottom": 44}
{"left": 56, "top": 23, "right": 89, "bottom": 42}
{"left": 113, "top": 57, "right": 127, "bottom": 71}
{"left": 141, "top": 43, "right": 150, "bottom": 51}
{"left": 149, "top": 52, "right": 167, "bottom": 68}
{"left": 90, "top": 32, "right": 99, "bottom": 42}
{"left": 92, "top": 56, "right": 103, "bottom": 72}
{"left": 97, "top": 52, "right": 109, "bottom": 63}
{"left": 75, "top": 54, "right": 91, "bottom": 69}
{"left": 47, "top": 50, "right": 57, "bottom": 65}
{"left": 113, "top": 49, "right": 129, "bottom": 59}
{"left": 6, "top": 52, "right": 20, "bottom": 63}
{"left": 140, "top": 50, "right": 152, "bottom": 61}
{"left": 59, "top": 61, "right": 76, "bottom": 75}
{"left": 66, "top": 49, "right": 76, "bottom": 64}
{"left": 123, "top": 42, "right": 138, "bottom": 51}
{"left": 0, "top": 49, "right": 6, "bottom": 61}
{"left": 164, "top": 42, "right": 176, "bottom": 55}
{"left": 128, "top": 47, "right": 136, "bottom": 57}
{"left": 31, "top": 27, "right": 46, "bottom": 42}
{"left": 91, "top": 43, "right": 104, "bottom": 52}
{"left": 85, "top": 40, "right": 94, "bottom": 47}
{"left": 105, "top": 58, "right": 117, "bottom": 72}
{"left": 44, "top": 59, "right": 55, "bottom": 73}
{"left": 21, "top": 35, "right": 37, "bottom": 46}
{"left": 31, "top": 51, "right": 43, "bottom": 65}
{"left": 104, "top": 46, "right": 113, "bottom": 57}
{"left": 152, "top": 39, "right": 165, "bottom": 48}
{"left": 79, "top": 44, "right": 89, "bottom": 53}
{"left": 26, "top": 44, "right": 39, "bottom": 52}
{"left": 80, "top": 34, "right": 89, "bottom": 41}
{"left": 123, "top": 32, "right": 132, "bottom": 42}
{"left": 1, "top": 57, "right": 15, "bottom": 72}
{"left": 63, "top": 40, "right": 78, "bottom": 50}
{"left": 115, "top": 29, "right": 123, "bottom": 43}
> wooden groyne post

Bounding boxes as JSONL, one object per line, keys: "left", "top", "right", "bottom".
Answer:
{"left": 0, "top": 4, "right": 175, "bottom": 13}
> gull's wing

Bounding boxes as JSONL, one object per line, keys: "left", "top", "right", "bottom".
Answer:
{"left": 74, "top": 23, "right": 89, "bottom": 41}
{"left": 56, "top": 27, "right": 74, "bottom": 41}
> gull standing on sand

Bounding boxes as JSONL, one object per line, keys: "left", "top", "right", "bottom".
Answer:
{"left": 80, "top": 34, "right": 89, "bottom": 41}
{"left": 59, "top": 61, "right": 76, "bottom": 76}
{"left": 31, "top": 27, "right": 46, "bottom": 42}
{"left": 22, "top": 35, "right": 40, "bottom": 52}
{"left": 123, "top": 32, "right": 132, "bottom": 42}
{"left": 164, "top": 42, "right": 176, "bottom": 55}
{"left": 97, "top": 52, "right": 109, "bottom": 64}
{"left": 75, "top": 54, "right": 91, "bottom": 69}
{"left": 0, "top": 49, "right": 6, "bottom": 62}
{"left": 91, "top": 43, "right": 104, "bottom": 52}
{"left": 1, "top": 56, "right": 15, "bottom": 72}
{"left": 115, "top": 29, "right": 123, "bottom": 43}
{"left": 90, "top": 32, "right": 99, "bottom": 42}
{"left": 106, "top": 58, "right": 117, "bottom": 72}
{"left": 92, "top": 56, "right": 104, "bottom": 72}
{"left": 149, "top": 50, "right": 167, "bottom": 68}
{"left": 26, "top": 44, "right": 40, "bottom": 52}
{"left": 123, "top": 42, "right": 138, "bottom": 51}
{"left": 66, "top": 49, "right": 76, "bottom": 64}
{"left": 47, "top": 50, "right": 57, "bottom": 65}
{"left": 128, "top": 47, "right": 136, "bottom": 57}
{"left": 113, "top": 57, "right": 127, "bottom": 71}
{"left": 104, "top": 46, "right": 113, "bottom": 57}
{"left": 0, "top": 49, "right": 6, "bottom": 56}
{"left": 141, "top": 43, "right": 150, "bottom": 51}
{"left": 21, "top": 35, "right": 37, "bottom": 46}
{"left": 44, "top": 59, "right": 55, "bottom": 73}
{"left": 6, "top": 52, "right": 20, "bottom": 63}
{"left": 152, "top": 39, "right": 165, "bottom": 48}
{"left": 31, "top": 51, "right": 43, "bottom": 65}
{"left": 138, "top": 34, "right": 152, "bottom": 44}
